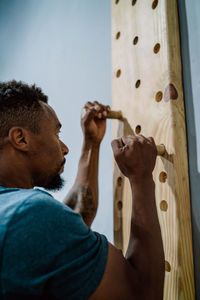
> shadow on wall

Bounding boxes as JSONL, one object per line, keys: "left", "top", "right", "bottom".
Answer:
{"left": 178, "top": 0, "right": 200, "bottom": 299}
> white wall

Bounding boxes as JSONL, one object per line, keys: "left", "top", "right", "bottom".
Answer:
{"left": 0, "top": 0, "right": 113, "bottom": 242}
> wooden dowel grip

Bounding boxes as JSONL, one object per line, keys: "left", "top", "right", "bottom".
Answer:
{"left": 156, "top": 144, "right": 166, "bottom": 156}
{"left": 106, "top": 110, "right": 123, "bottom": 119}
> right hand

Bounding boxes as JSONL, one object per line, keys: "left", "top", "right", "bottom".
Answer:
{"left": 81, "top": 101, "right": 110, "bottom": 146}
{"left": 111, "top": 135, "right": 157, "bottom": 180}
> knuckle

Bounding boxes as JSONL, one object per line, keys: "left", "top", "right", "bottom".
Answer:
{"left": 84, "top": 102, "right": 92, "bottom": 108}
{"left": 148, "top": 136, "right": 154, "bottom": 142}
{"left": 111, "top": 139, "right": 118, "bottom": 148}
{"left": 140, "top": 139, "right": 146, "bottom": 145}
{"left": 94, "top": 105, "right": 102, "bottom": 112}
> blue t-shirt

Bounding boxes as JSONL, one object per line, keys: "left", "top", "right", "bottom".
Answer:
{"left": 0, "top": 185, "right": 108, "bottom": 300}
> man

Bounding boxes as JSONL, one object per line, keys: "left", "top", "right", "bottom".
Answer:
{"left": 0, "top": 80, "right": 164, "bottom": 299}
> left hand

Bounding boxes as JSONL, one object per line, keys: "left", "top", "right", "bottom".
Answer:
{"left": 81, "top": 101, "right": 110, "bottom": 145}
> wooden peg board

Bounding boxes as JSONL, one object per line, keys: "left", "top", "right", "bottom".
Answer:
{"left": 112, "top": 0, "right": 195, "bottom": 299}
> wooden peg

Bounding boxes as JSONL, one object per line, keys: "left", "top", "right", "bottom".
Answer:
{"left": 81, "top": 107, "right": 123, "bottom": 120}
{"left": 156, "top": 144, "right": 166, "bottom": 156}
{"left": 106, "top": 110, "right": 123, "bottom": 119}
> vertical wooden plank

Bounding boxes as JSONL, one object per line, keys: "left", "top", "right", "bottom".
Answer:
{"left": 112, "top": 0, "right": 195, "bottom": 299}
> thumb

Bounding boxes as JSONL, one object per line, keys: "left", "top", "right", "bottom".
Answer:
{"left": 111, "top": 138, "right": 122, "bottom": 156}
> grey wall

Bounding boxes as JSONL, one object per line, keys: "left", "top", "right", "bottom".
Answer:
{"left": 178, "top": 1, "right": 200, "bottom": 298}
{"left": 0, "top": 0, "right": 113, "bottom": 242}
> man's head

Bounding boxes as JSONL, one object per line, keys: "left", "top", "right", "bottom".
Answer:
{"left": 0, "top": 80, "right": 68, "bottom": 191}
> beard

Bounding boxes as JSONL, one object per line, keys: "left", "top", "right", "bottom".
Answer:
{"left": 35, "top": 159, "right": 66, "bottom": 192}
{"left": 43, "top": 173, "right": 65, "bottom": 191}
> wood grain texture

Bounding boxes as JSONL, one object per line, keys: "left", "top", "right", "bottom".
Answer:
{"left": 112, "top": 0, "right": 195, "bottom": 299}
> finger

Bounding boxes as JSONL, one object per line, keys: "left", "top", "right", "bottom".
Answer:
{"left": 94, "top": 104, "right": 107, "bottom": 119}
{"left": 93, "top": 101, "right": 102, "bottom": 112}
{"left": 135, "top": 134, "right": 152, "bottom": 146}
{"left": 136, "top": 135, "right": 157, "bottom": 154}
{"left": 93, "top": 101, "right": 110, "bottom": 113}
{"left": 93, "top": 100, "right": 100, "bottom": 105}
{"left": 102, "top": 105, "right": 110, "bottom": 118}
{"left": 82, "top": 106, "right": 102, "bottom": 120}
{"left": 85, "top": 101, "right": 104, "bottom": 115}
{"left": 83, "top": 102, "right": 102, "bottom": 119}
{"left": 82, "top": 107, "right": 96, "bottom": 124}
{"left": 147, "top": 137, "right": 157, "bottom": 153}
{"left": 136, "top": 134, "right": 149, "bottom": 141}
{"left": 84, "top": 101, "right": 94, "bottom": 109}
{"left": 91, "top": 102, "right": 104, "bottom": 118}
{"left": 137, "top": 136, "right": 157, "bottom": 153}
{"left": 147, "top": 136, "right": 156, "bottom": 146}
{"left": 84, "top": 102, "right": 110, "bottom": 119}
{"left": 111, "top": 138, "right": 123, "bottom": 154}
{"left": 121, "top": 135, "right": 136, "bottom": 145}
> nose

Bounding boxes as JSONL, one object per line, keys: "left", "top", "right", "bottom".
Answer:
{"left": 60, "top": 140, "right": 69, "bottom": 156}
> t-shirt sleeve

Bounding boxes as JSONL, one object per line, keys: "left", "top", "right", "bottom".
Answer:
{"left": 2, "top": 191, "right": 108, "bottom": 300}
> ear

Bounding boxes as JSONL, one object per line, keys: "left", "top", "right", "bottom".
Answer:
{"left": 8, "top": 127, "right": 30, "bottom": 151}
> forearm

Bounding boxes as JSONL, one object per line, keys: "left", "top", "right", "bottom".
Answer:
{"left": 64, "top": 140, "right": 100, "bottom": 227}
{"left": 126, "top": 176, "right": 165, "bottom": 300}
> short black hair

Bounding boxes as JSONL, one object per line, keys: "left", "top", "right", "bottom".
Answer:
{"left": 0, "top": 80, "right": 48, "bottom": 138}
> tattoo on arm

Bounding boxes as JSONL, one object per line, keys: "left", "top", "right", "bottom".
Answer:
{"left": 65, "top": 185, "right": 97, "bottom": 225}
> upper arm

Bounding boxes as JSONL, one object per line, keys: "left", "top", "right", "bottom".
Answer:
{"left": 3, "top": 194, "right": 108, "bottom": 299}
{"left": 88, "top": 243, "right": 143, "bottom": 300}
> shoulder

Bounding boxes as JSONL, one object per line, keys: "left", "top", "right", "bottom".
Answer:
{"left": 14, "top": 188, "right": 76, "bottom": 215}
{"left": 2, "top": 187, "right": 81, "bottom": 231}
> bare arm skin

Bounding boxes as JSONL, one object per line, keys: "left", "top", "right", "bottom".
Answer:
{"left": 64, "top": 142, "right": 99, "bottom": 227}
{"left": 88, "top": 135, "right": 165, "bottom": 300}
{"left": 64, "top": 101, "right": 110, "bottom": 227}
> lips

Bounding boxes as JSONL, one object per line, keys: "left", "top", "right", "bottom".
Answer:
{"left": 58, "top": 159, "right": 66, "bottom": 174}
{"left": 61, "top": 158, "right": 66, "bottom": 167}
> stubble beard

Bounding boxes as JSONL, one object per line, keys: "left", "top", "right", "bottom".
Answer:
{"left": 35, "top": 161, "right": 66, "bottom": 192}
{"left": 43, "top": 173, "right": 65, "bottom": 191}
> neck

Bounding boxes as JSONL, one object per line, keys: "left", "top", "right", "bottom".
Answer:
{"left": 0, "top": 152, "right": 33, "bottom": 189}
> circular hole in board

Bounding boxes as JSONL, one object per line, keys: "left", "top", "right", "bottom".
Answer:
{"left": 133, "top": 36, "right": 139, "bottom": 45}
{"left": 152, "top": 0, "right": 158, "bottom": 9}
{"left": 154, "top": 43, "right": 161, "bottom": 53}
{"left": 132, "top": 0, "right": 137, "bottom": 6}
{"left": 115, "top": 0, "right": 120, "bottom": 4}
{"left": 135, "top": 125, "right": 141, "bottom": 134}
{"left": 155, "top": 91, "right": 163, "bottom": 102}
{"left": 159, "top": 171, "right": 167, "bottom": 183}
{"left": 116, "top": 69, "right": 121, "bottom": 78}
{"left": 117, "top": 201, "right": 123, "bottom": 210}
{"left": 116, "top": 32, "right": 121, "bottom": 40}
{"left": 160, "top": 200, "right": 168, "bottom": 212}
{"left": 135, "top": 79, "right": 141, "bottom": 88}
{"left": 117, "top": 176, "right": 123, "bottom": 187}
{"left": 165, "top": 261, "right": 171, "bottom": 272}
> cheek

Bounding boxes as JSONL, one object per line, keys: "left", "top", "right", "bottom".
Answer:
{"left": 45, "top": 139, "right": 63, "bottom": 159}
{"left": 33, "top": 135, "right": 62, "bottom": 166}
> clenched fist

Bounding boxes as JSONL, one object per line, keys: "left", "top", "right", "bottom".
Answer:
{"left": 111, "top": 135, "right": 157, "bottom": 181}
{"left": 81, "top": 101, "right": 110, "bottom": 146}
